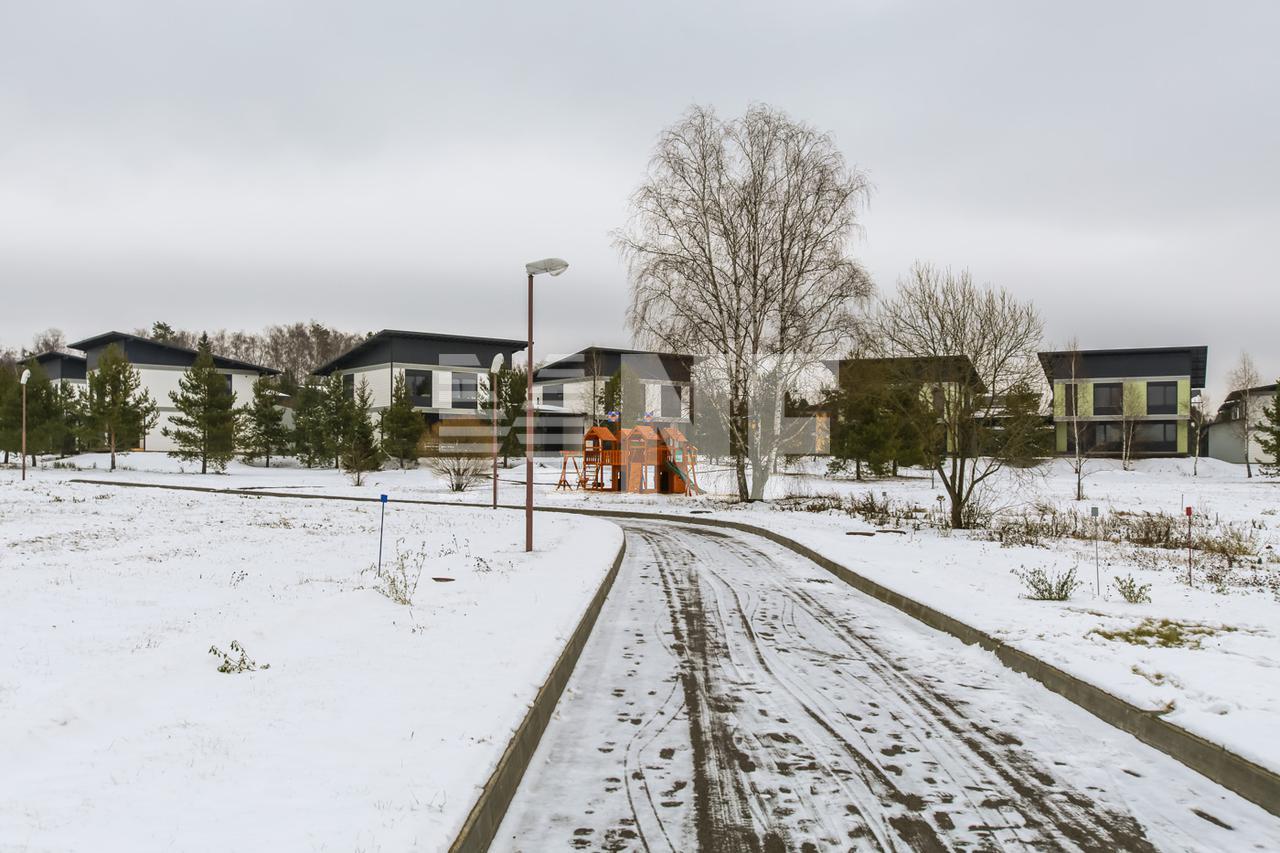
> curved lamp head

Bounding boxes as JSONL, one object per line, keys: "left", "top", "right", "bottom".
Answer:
{"left": 20, "top": 369, "right": 31, "bottom": 386}
{"left": 525, "top": 258, "right": 569, "bottom": 277}
{"left": 490, "top": 353, "right": 504, "bottom": 373}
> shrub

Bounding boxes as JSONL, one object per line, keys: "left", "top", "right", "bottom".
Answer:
{"left": 1112, "top": 574, "right": 1152, "bottom": 604}
{"left": 1012, "top": 565, "right": 1080, "bottom": 601}
{"left": 375, "top": 539, "right": 426, "bottom": 605}
{"left": 209, "top": 640, "right": 269, "bottom": 673}
{"left": 427, "top": 454, "right": 489, "bottom": 492}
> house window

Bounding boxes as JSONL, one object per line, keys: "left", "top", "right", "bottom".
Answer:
{"left": 406, "top": 369, "right": 432, "bottom": 407}
{"left": 451, "top": 372, "right": 478, "bottom": 408}
{"left": 342, "top": 374, "right": 355, "bottom": 400}
{"left": 542, "top": 384, "right": 564, "bottom": 406}
{"left": 1147, "top": 381, "right": 1177, "bottom": 415}
{"left": 1093, "top": 383, "right": 1122, "bottom": 415}
{"left": 222, "top": 374, "right": 233, "bottom": 395}
{"left": 1095, "top": 422, "right": 1124, "bottom": 450}
{"left": 660, "top": 384, "right": 682, "bottom": 419}
{"left": 1134, "top": 421, "right": 1178, "bottom": 450}
{"left": 1062, "top": 383, "right": 1078, "bottom": 417}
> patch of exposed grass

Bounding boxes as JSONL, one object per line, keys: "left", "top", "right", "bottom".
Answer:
{"left": 1089, "top": 618, "right": 1237, "bottom": 649}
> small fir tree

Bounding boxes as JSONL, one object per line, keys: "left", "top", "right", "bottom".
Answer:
{"left": 1257, "top": 382, "right": 1280, "bottom": 478}
{"left": 291, "top": 383, "right": 328, "bottom": 468}
{"left": 0, "top": 363, "right": 17, "bottom": 463}
{"left": 239, "top": 375, "right": 292, "bottom": 468}
{"left": 341, "top": 378, "right": 382, "bottom": 485}
{"left": 497, "top": 365, "right": 528, "bottom": 466}
{"left": 163, "top": 334, "right": 238, "bottom": 473}
{"left": 379, "top": 373, "right": 424, "bottom": 468}
{"left": 82, "top": 344, "right": 159, "bottom": 471}
{"left": 319, "top": 372, "right": 355, "bottom": 468}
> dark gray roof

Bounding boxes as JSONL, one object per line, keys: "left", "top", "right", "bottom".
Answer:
{"left": 313, "top": 329, "right": 527, "bottom": 375}
{"left": 68, "top": 331, "right": 280, "bottom": 374}
{"left": 535, "top": 346, "right": 695, "bottom": 384}
{"left": 1037, "top": 346, "right": 1208, "bottom": 389}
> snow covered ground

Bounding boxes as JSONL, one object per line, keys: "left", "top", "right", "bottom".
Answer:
{"left": 8, "top": 451, "right": 1279, "bottom": 779}
{"left": 0, "top": 471, "right": 620, "bottom": 851}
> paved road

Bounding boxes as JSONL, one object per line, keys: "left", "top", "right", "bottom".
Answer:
{"left": 493, "top": 522, "right": 1280, "bottom": 852}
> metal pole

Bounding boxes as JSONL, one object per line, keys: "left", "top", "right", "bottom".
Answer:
{"left": 21, "top": 383, "right": 27, "bottom": 482}
{"left": 493, "top": 370, "right": 499, "bottom": 510}
{"left": 1187, "top": 508, "right": 1193, "bottom": 586}
{"left": 378, "top": 494, "right": 387, "bottom": 573}
{"left": 525, "top": 272, "right": 534, "bottom": 552}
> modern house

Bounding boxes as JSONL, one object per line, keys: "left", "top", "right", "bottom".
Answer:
{"left": 311, "top": 330, "right": 527, "bottom": 449}
{"left": 533, "top": 346, "right": 693, "bottom": 422}
{"left": 1207, "top": 382, "right": 1278, "bottom": 466}
{"left": 68, "top": 331, "right": 281, "bottom": 453}
{"left": 1038, "top": 345, "right": 1207, "bottom": 458}
{"left": 32, "top": 350, "right": 87, "bottom": 387}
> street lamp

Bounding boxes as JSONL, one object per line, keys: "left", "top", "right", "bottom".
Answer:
{"left": 490, "top": 353, "right": 504, "bottom": 510}
{"left": 524, "top": 257, "right": 569, "bottom": 551}
{"left": 19, "top": 369, "right": 31, "bottom": 482}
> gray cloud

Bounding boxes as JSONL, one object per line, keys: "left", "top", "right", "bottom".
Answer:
{"left": 2, "top": 0, "right": 1277, "bottom": 397}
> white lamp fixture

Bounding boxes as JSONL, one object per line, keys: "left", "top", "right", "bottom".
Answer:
{"left": 20, "top": 369, "right": 31, "bottom": 385}
{"left": 20, "top": 369, "right": 31, "bottom": 481}
{"left": 525, "top": 258, "right": 569, "bottom": 277}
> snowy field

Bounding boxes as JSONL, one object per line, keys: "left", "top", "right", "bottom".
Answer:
{"left": 0, "top": 471, "right": 621, "bottom": 850}
{"left": 7, "top": 451, "right": 1280, "bottom": 782}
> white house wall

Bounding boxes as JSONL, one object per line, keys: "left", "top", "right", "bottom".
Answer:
{"left": 106, "top": 365, "right": 264, "bottom": 453}
{"left": 335, "top": 364, "right": 492, "bottom": 414}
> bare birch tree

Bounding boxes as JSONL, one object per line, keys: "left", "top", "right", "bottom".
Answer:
{"left": 620, "top": 104, "right": 872, "bottom": 500}
{"left": 1228, "top": 352, "right": 1261, "bottom": 478}
{"left": 872, "top": 264, "right": 1045, "bottom": 528}
{"left": 1120, "top": 381, "right": 1145, "bottom": 471}
{"left": 1191, "top": 391, "right": 1211, "bottom": 476}
{"left": 1060, "top": 339, "right": 1094, "bottom": 500}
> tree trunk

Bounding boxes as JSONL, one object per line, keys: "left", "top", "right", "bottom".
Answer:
{"left": 109, "top": 431, "right": 117, "bottom": 471}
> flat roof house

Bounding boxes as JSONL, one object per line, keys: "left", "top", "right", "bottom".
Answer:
{"left": 69, "top": 331, "right": 280, "bottom": 453}
{"left": 312, "top": 330, "right": 527, "bottom": 449}
{"left": 1038, "top": 346, "right": 1207, "bottom": 458}
{"left": 531, "top": 346, "right": 695, "bottom": 454}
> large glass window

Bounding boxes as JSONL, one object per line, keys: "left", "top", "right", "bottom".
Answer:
{"left": 1134, "top": 421, "right": 1178, "bottom": 450}
{"left": 451, "top": 372, "right": 478, "bottom": 408}
{"left": 1093, "top": 383, "right": 1122, "bottom": 415}
{"left": 542, "top": 383, "right": 564, "bottom": 406}
{"left": 1095, "top": 422, "right": 1124, "bottom": 450}
{"left": 660, "top": 384, "right": 682, "bottom": 418}
{"left": 1147, "top": 381, "right": 1177, "bottom": 415}
{"left": 342, "top": 373, "right": 355, "bottom": 400}
{"left": 406, "top": 369, "right": 432, "bottom": 407}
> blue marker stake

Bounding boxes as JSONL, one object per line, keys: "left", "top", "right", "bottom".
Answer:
{"left": 378, "top": 494, "right": 388, "bottom": 573}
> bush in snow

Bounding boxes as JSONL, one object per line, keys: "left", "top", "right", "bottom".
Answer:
{"left": 373, "top": 538, "right": 426, "bottom": 606}
{"left": 1012, "top": 565, "right": 1080, "bottom": 601}
{"left": 1112, "top": 574, "right": 1152, "bottom": 604}
{"left": 427, "top": 454, "right": 489, "bottom": 492}
{"left": 209, "top": 640, "right": 270, "bottom": 674}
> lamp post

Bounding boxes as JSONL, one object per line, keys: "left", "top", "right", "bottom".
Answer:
{"left": 19, "top": 369, "right": 31, "bottom": 481}
{"left": 524, "top": 257, "right": 569, "bottom": 551}
{"left": 490, "top": 353, "right": 504, "bottom": 510}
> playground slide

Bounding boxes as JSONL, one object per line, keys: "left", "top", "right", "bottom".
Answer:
{"left": 664, "top": 459, "right": 705, "bottom": 495}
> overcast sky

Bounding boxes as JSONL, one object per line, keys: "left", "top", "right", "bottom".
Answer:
{"left": 2, "top": 1, "right": 1277, "bottom": 398}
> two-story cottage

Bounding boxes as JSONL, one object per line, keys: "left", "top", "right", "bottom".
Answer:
{"left": 1038, "top": 345, "right": 1207, "bottom": 458}
{"left": 68, "top": 331, "right": 280, "bottom": 453}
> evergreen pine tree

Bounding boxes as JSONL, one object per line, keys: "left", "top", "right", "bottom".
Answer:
{"left": 379, "top": 373, "right": 424, "bottom": 468}
{"left": 341, "top": 378, "right": 382, "bottom": 485}
{"left": 239, "top": 375, "right": 292, "bottom": 468}
{"left": 1257, "top": 382, "right": 1280, "bottom": 478}
{"left": 82, "top": 344, "right": 159, "bottom": 471}
{"left": 16, "top": 360, "right": 60, "bottom": 465}
{"left": 291, "top": 383, "right": 327, "bottom": 468}
{"left": 0, "top": 362, "right": 21, "bottom": 463}
{"left": 497, "top": 365, "right": 528, "bottom": 466}
{"left": 49, "top": 377, "right": 84, "bottom": 457}
{"left": 320, "top": 372, "right": 355, "bottom": 468}
{"left": 162, "top": 334, "right": 238, "bottom": 474}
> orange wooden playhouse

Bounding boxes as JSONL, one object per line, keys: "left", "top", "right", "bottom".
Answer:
{"left": 558, "top": 424, "right": 703, "bottom": 495}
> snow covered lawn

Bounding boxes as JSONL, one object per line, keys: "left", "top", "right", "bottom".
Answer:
{"left": 0, "top": 474, "right": 621, "bottom": 851}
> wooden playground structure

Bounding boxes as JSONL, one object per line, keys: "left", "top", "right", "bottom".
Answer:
{"left": 557, "top": 424, "right": 704, "bottom": 495}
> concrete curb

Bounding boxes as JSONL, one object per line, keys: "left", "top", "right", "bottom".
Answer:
{"left": 67, "top": 479, "right": 1280, "bottom": 819}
